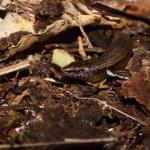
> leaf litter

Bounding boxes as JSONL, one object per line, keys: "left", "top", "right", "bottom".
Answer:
{"left": 0, "top": 0, "right": 150, "bottom": 150}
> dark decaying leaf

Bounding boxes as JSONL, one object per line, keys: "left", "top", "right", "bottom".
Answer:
{"left": 121, "top": 48, "right": 150, "bottom": 112}
{"left": 33, "top": 0, "right": 64, "bottom": 32}
{"left": 121, "top": 70, "right": 150, "bottom": 112}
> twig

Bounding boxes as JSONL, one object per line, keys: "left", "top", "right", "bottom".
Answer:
{"left": 65, "top": 90, "right": 147, "bottom": 126}
{"left": 45, "top": 44, "right": 105, "bottom": 53}
{"left": 0, "top": 60, "right": 30, "bottom": 76}
{"left": 74, "top": 1, "right": 96, "bottom": 15}
{"left": 0, "top": 137, "right": 116, "bottom": 149}
{"left": 65, "top": 0, "right": 93, "bottom": 48}
{"left": 93, "top": 2, "right": 150, "bottom": 24}
{"left": 64, "top": 137, "right": 117, "bottom": 143}
{"left": 1, "top": 14, "right": 98, "bottom": 61}
{"left": 78, "top": 36, "right": 88, "bottom": 60}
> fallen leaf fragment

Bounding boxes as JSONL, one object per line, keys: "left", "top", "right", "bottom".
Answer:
{"left": 97, "top": 0, "right": 126, "bottom": 10}
{"left": 121, "top": 70, "right": 150, "bottom": 111}
{"left": 10, "top": 90, "right": 29, "bottom": 106}
{"left": 126, "top": 0, "right": 150, "bottom": 16}
{"left": 130, "top": 49, "right": 150, "bottom": 73}
{"left": 0, "top": 14, "right": 98, "bottom": 61}
{"left": 52, "top": 49, "right": 75, "bottom": 68}
{"left": 0, "top": 12, "right": 34, "bottom": 38}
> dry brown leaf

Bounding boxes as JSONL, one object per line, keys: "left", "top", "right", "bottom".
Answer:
{"left": 0, "top": 0, "right": 130, "bottom": 62}
{"left": 98, "top": 0, "right": 127, "bottom": 10}
{"left": 121, "top": 70, "right": 150, "bottom": 111}
{"left": 121, "top": 48, "right": 150, "bottom": 111}
{"left": 126, "top": 0, "right": 150, "bottom": 16}
{"left": 0, "top": 14, "right": 98, "bottom": 61}
{"left": 130, "top": 49, "right": 150, "bottom": 73}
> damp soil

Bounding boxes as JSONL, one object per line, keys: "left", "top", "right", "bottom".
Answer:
{"left": 0, "top": 51, "right": 149, "bottom": 150}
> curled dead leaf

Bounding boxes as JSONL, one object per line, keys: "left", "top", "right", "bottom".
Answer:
{"left": 122, "top": 48, "right": 150, "bottom": 111}
{"left": 0, "top": 14, "right": 98, "bottom": 61}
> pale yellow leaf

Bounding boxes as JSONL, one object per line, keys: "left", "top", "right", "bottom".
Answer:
{"left": 52, "top": 49, "right": 75, "bottom": 68}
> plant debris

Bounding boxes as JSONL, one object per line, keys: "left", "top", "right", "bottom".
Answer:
{"left": 0, "top": 0, "right": 150, "bottom": 150}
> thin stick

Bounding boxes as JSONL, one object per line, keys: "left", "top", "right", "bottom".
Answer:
{"left": 0, "top": 60, "right": 30, "bottom": 76}
{"left": 65, "top": 0, "right": 93, "bottom": 48}
{"left": 65, "top": 90, "right": 147, "bottom": 126}
{"left": 78, "top": 36, "right": 88, "bottom": 60}
{"left": 0, "top": 137, "right": 116, "bottom": 149}
{"left": 93, "top": 2, "right": 150, "bottom": 25}
{"left": 1, "top": 14, "right": 98, "bottom": 61}
{"left": 73, "top": 0, "right": 96, "bottom": 15}
{"left": 64, "top": 137, "right": 117, "bottom": 143}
